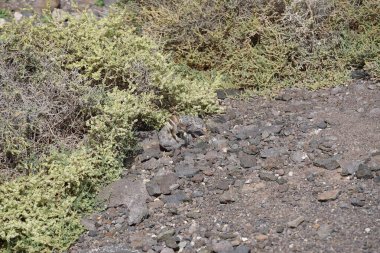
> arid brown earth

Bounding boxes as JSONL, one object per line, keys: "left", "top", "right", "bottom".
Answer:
{"left": 68, "top": 80, "right": 380, "bottom": 253}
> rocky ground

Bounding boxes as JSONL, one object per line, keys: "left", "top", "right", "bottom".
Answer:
{"left": 67, "top": 79, "right": 380, "bottom": 253}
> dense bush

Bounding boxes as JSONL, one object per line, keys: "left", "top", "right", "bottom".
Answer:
{"left": 0, "top": 48, "right": 103, "bottom": 181}
{"left": 119, "top": 0, "right": 380, "bottom": 90}
{"left": 0, "top": 9, "right": 220, "bottom": 252}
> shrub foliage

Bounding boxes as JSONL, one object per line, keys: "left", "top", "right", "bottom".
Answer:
{"left": 120, "top": 0, "right": 379, "bottom": 90}
{"left": 0, "top": 9, "right": 219, "bottom": 252}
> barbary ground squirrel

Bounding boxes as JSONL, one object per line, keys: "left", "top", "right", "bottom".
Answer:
{"left": 166, "top": 115, "right": 192, "bottom": 145}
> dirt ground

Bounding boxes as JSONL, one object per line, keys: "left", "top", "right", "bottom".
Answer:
{"left": 68, "top": 79, "right": 380, "bottom": 253}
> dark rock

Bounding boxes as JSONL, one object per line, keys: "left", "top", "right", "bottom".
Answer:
{"left": 232, "top": 125, "right": 261, "bottom": 140}
{"left": 88, "top": 230, "right": 98, "bottom": 237}
{"left": 234, "top": 245, "right": 250, "bottom": 253}
{"left": 276, "top": 93, "right": 292, "bottom": 101}
{"left": 260, "top": 147, "right": 287, "bottom": 158}
{"left": 306, "top": 173, "right": 316, "bottom": 182}
{"left": 97, "top": 179, "right": 149, "bottom": 225}
{"left": 219, "top": 189, "right": 238, "bottom": 204}
{"left": 162, "top": 236, "right": 179, "bottom": 250}
{"left": 259, "top": 171, "right": 277, "bottom": 181}
{"left": 290, "top": 151, "right": 307, "bottom": 163}
{"left": 239, "top": 152, "right": 257, "bottom": 168}
{"left": 356, "top": 164, "right": 374, "bottom": 179}
{"left": 212, "top": 240, "right": 234, "bottom": 253}
{"left": 141, "top": 157, "right": 159, "bottom": 170}
{"left": 146, "top": 181, "right": 162, "bottom": 196}
{"left": 157, "top": 229, "right": 176, "bottom": 241}
{"left": 276, "top": 177, "right": 287, "bottom": 185}
{"left": 339, "top": 160, "right": 361, "bottom": 176}
{"left": 351, "top": 69, "right": 370, "bottom": 79}
{"left": 242, "top": 145, "right": 259, "bottom": 155}
{"left": 161, "top": 248, "right": 175, "bottom": 253}
{"left": 220, "top": 233, "right": 237, "bottom": 240}
{"left": 276, "top": 226, "right": 285, "bottom": 233}
{"left": 154, "top": 173, "right": 179, "bottom": 194}
{"left": 163, "top": 191, "right": 190, "bottom": 204}
{"left": 313, "top": 157, "right": 340, "bottom": 170}
{"left": 192, "top": 190, "right": 204, "bottom": 198}
{"left": 351, "top": 198, "right": 365, "bottom": 207}
{"left": 316, "top": 121, "right": 328, "bottom": 129}
{"left": 139, "top": 133, "right": 161, "bottom": 161}
{"left": 216, "top": 180, "right": 231, "bottom": 191}
{"left": 175, "top": 167, "right": 200, "bottom": 178}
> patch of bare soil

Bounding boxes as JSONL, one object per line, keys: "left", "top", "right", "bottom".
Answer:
{"left": 69, "top": 80, "right": 380, "bottom": 253}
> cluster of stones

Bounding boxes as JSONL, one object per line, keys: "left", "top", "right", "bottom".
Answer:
{"left": 69, "top": 80, "right": 380, "bottom": 253}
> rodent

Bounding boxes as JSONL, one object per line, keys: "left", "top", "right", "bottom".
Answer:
{"left": 167, "top": 115, "right": 191, "bottom": 145}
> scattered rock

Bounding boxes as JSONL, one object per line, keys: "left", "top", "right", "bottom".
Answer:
{"left": 339, "top": 160, "right": 361, "bottom": 176}
{"left": 259, "top": 171, "right": 277, "bottom": 181}
{"left": 317, "top": 189, "right": 340, "bottom": 202}
{"left": 163, "top": 191, "right": 190, "bottom": 204}
{"left": 239, "top": 153, "right": 257, "bottom": 168}
{"left": 97, "top": 179, "right": 149, "bottom": 225}
{"left": 356, "top": 164, "right": 374, "bottom": 179}
{"left": 287, "top": 216, "right": 305, "bottom": 228}
{"left": 161, "top": 248, "right": 175, "bottom": 253}
{"left": 350, "top": 197, "right": 365, "bottom": 207}
{"left": 260, "top": 147, "right": 286, "bottom": 158}
{"left": 212, "top": 240, "right": 234, "bottom": 253}
{"left": 314, "top": 157, "right": 340, "bottom": 170}
{"left": 290, "top": 151, "right": 307, "bottom": 163}
{"left": 175, "top": 164, "right": 200, "bottom": 178}
{"left": 219, "top": 189, "right": 238, "bottom": 204}
{"left": 154, "top": 173, "right": 179, "bottom": 194}
{"left": 368, "top": 108, "right": 380, "bottom": 117}
{"left": 234, "top": 245, "right": 251, "bottom": 253}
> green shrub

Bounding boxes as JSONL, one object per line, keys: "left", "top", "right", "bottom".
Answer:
{"left": 0, "top": 9, "right": 220, "bottom": 252}
{"left": 0, "top": 89, "right": 148, "bottom": 252}
{"left": 0, "top": 9, "right": 10, "bottom": 19}
{"left": 95, "top": 0, "right": 105, "bottom": 7}
{"left": 119, "top": 0, "right": 380, "bottom": 91}
{"left": 0, "top": 47, "right": 103, "bottom": 181}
